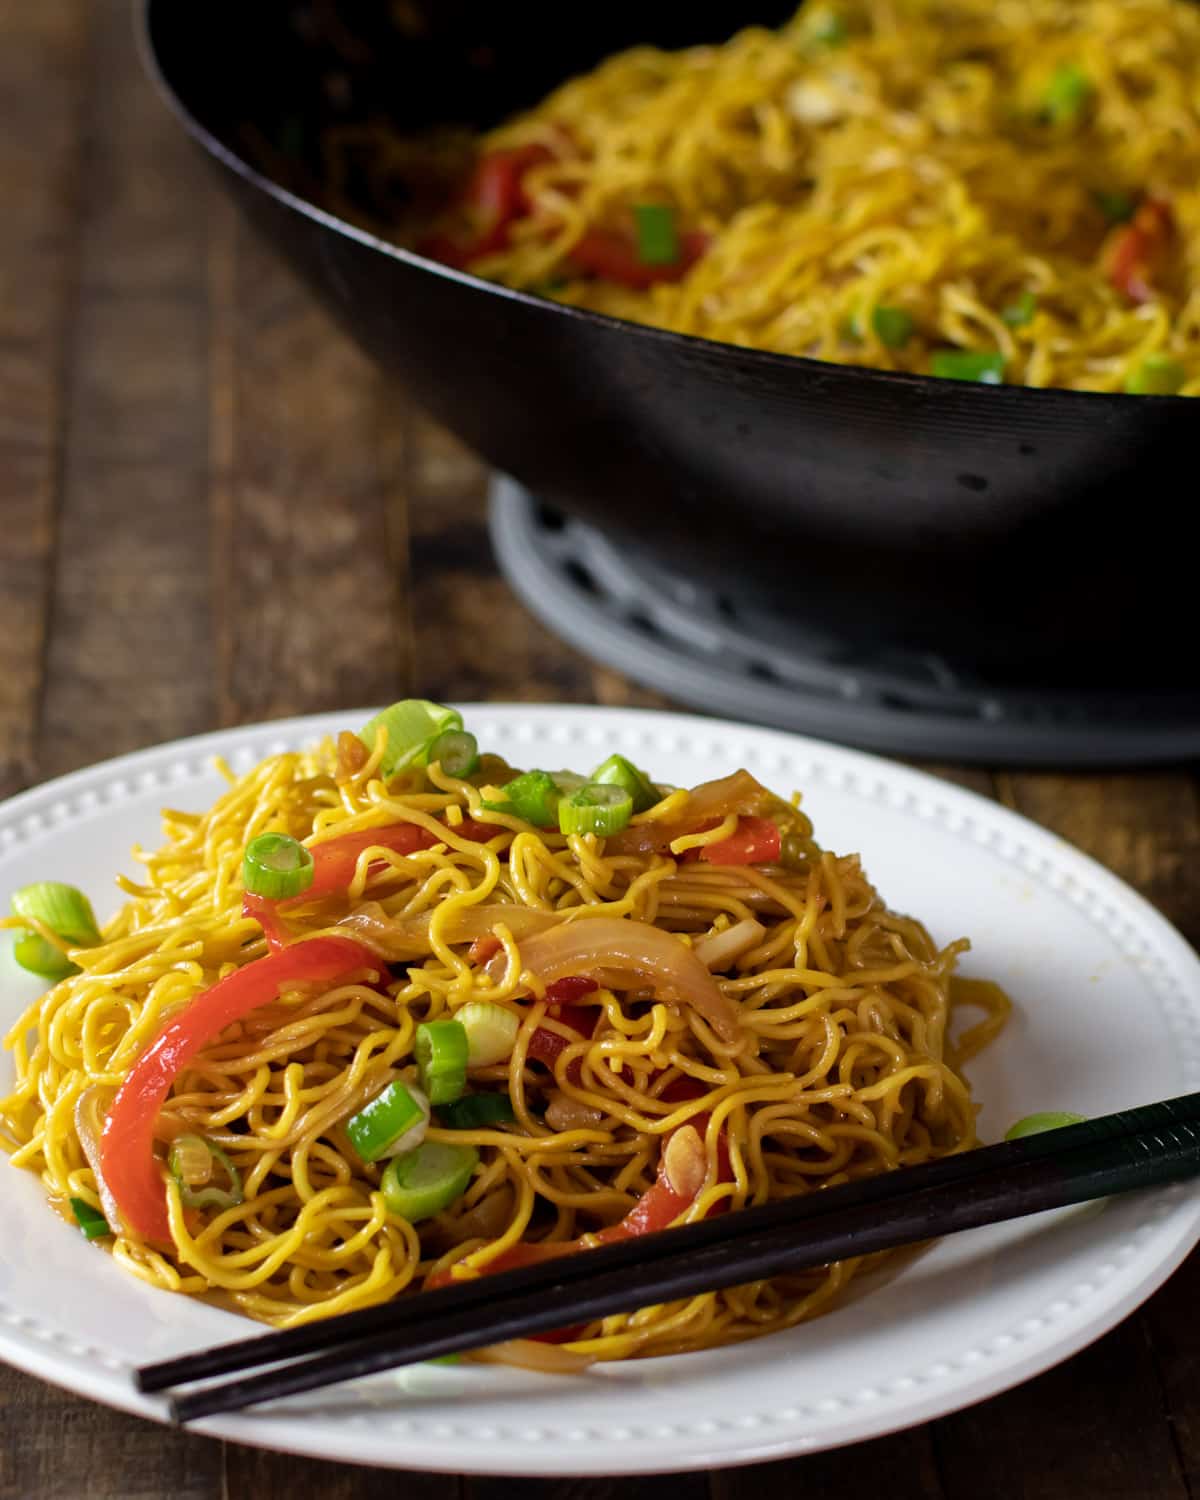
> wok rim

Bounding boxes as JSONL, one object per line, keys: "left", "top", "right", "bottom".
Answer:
{"left": 137, "top": 0, "right": 1190, "bottom": 411}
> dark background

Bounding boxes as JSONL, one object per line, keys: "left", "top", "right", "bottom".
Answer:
{"left": 3, "top": 2, "right": 1200, "bottom": 1495}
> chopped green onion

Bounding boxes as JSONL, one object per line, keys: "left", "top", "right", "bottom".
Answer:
{"left": 381, "top": 1140, "right": 478, "bottom": 1222}
{"left": 590, "top": 753, "right": 659, "bottom": 813}
{"left": 415, "top": 1019, "right": 469, "bottom": 1106}
{"left": 347, "top": 1080, "right": 429, "bottom": 1162}
{"left": 1125, "top": 354, "right": 1186, "bottom": 395}
{"left": 804, "top": 7, "right": 849, "bottom": 45}
{"left": 1005, "top": 1110, "right": 1087, "bottom": 1141}
{"left": 69, "top": 1196, "right": 111, "bottom": 1241}
{"left": 438, "top": 1092, "right": 516, "bottom": 1129}
{"left": 427, "top": 729, "right": 479, "bottom": 778}
{"left": 242, "top": 832, "right": 314, "bottom": 900}
{"left": 930, "top": 350, "right": 1007, "bottom": 385}
{"left": 456, "top": 1001, "right": 521, "bottom": 1067}
{"left": 10, "top": 881, "right": 102, "bottom": 980}
{"left": 1094, "top": 189, "right": 1136, "bottom": 224}
{"left": 483, "top": 769, "right": 561, "bottom": 826}
{"left": 558, "top": 782, "right": 634, "bottom": 837}
{"left": 871, "top": 305, "right": 914, "bottom": 349}
{"left": 633, "top": 204, "right": 679, "bottom": 267}
{"left": 1042, "top": 64, "right": 1092, "bottom": 127}
{"left": 357, "top": 700, "right": 464, "bottom": 779}
{"left": 1002, "top": 290, "right": 1038, "bottom": 328}
{"left": 779, "top": 833, "right": 811, "bottom": 871}
{"left": 167, "top": 1134, "right": 244, "bottom": 1211}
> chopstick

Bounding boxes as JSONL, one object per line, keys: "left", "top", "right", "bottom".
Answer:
{"left": 142, "top": 1091, "right": 1200, "bottom": 1423}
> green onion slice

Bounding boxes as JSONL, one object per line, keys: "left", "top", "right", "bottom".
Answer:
{"left": 558, "top": 782, "right": 634, "bottom": 837}
{"left": 1042, "top": 64, "right": 1092, "bottom": 127}
{"left": 381, "top": 1140, "right": 478, "bottom": 1222}
{"left": 347, "top": 1080, "right": 430, "bottom": 1162}
{"left": 357, "top": 700, "right": 464, "bottom": 778}
{"left": 633, "top": 204, "right": 680, "bottom": 266}
{"left": 779, "top": 832, "right": 811, "bottom": 872}
{"left": 1002, "top": 290, "right": 1038, "bottom": 328}
{"left": 457, "top": 1001, "right": 521, "bottom": 1067}
{"left": 1005, "top": 1110, "right": 1087, "bottom": 1141}
{"left": 590, "top": 753, "right": 659, "bottom": 813}
{"left": 415, "top": 1019, "right": 470, "bottom": 1106}
{"left": 242, "top": 833, "right": 315, "bottom": 901}
{"left": 10, "top": 881, "right": 102, "bottom": 980}
{"left": 1125, "top": 354, "right": 1186, "bottom": 396}
{"left": 69, "top": 1196, "right": 112, "bottom": 1241}
{"left": 930, "top": 350, "right": 1007, "bottom": 385}
{"left": 1094, "top": 189, "right": 1136, "bottom": 224}
{"left": 167, "top": 1134, "right": 244, "bottom": 1211}
{"left": 872, "top": 305, "right": 914, "bottom": 349}
{"left": 483, "top": 769, "right": 561, "bottom": 826}
{"left": 427, "top": 729, "right": 480, "bottom": 778}
{"left": 438, "top": 1092, "right": 516, "bottom": 1129}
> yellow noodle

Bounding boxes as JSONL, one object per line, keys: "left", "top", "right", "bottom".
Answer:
{"left": 0, "top": 730, "right": 1009, "bottom": 1360}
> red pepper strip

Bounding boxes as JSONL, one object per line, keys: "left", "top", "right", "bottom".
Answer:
{"left": 1105, "top": 197, "right": 1173, "bottom": 303}
{"left": 418, "top": 146, "right": 554, "bottom": 267}
{"left": 567, "top": 227, "right": 710, "bottom": 289}
{"left": 678, "top": 815, "right": 782, "bottom": 867}
{"left": 100, "top": 936, "right": 376, "bottom": 1244}
{"left": 246, "top": 818, "right": 504, "bottom": 950}
{"left": 526, "top": 1003, "right": 597, "bottom": 1084}
{"left": 469, "top": 934, "right": 503, "bottom": 965}
{"left": 544, "top": 975, "right": 598, "bottom": 1008}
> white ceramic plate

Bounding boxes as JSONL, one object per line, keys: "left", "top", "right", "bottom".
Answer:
{"left": 2, "top": 705, "right": 1199, "bottom": 1475}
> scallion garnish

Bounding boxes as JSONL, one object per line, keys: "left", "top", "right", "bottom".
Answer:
{"left": 1041, "top": 64, "right": 1092, "bottom": 127}
{"left": 415, "top": 1019, "right": 470, "bottom": 1106}
{"left": 871, "top": 306, "right": 915, "bottom": 349}
{"left": 483, "top": 769, "right": 562, "bottom": 826}
{"left": 347, "top": 1080, "right": 430, "bottom": 1162}
{"left": 1125, "top": 354, "right": 1186, "bottom": 395}
{"left": 9, "top": 882, "right": 102, "bottom": 980}
{"left": 558, "top": 781, "right": 635, "bottom": 837}
{"left": 633, "top": 204, "right": 680, "bottom": 267}
{"left": 930, "top": 349, "right": 1007, "bottom": 385}
{"left": 1095, "top": 189, "right": 1136, "bottom": 224}
{"left": 1005, "top": 1110, "right": 1087, "bottom": 1140}
{"left": 456, "top": 1001, "right": 521, "bottom": 1067}
{"left": 438, "top": 1092, "right": 516, "bottom": 1129}
{"left": 69, "top": 1196, "right": 111, "bottom": 1241}
{"left": 427, "top": 729, "right": 480, "bottom": 778}
{"left": 380, "top": 1141, "right": 478, "bottom": 1222}
{"left": 357, "top": 700, "right": 464, "bottom": 779}
{"left": 242, "top": 832, "right": 315, "bottom": 901}
{"left": 1002, "top": 290, "right": 1038, "bottom": 328}
{"left": 590, "top": 753, "right": 659, "bottom": 813}
{"left": 167, "top": 1135, "right": 244, "bottom": 1211}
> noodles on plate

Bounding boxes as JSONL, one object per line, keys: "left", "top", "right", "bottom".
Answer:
{"left": 0, "top": 704, "right": 1010, "bottom": 1365}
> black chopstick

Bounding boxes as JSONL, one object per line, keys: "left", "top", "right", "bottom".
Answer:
{"left": 144, "top": 1092, "right": 1200, "bottom": 1423}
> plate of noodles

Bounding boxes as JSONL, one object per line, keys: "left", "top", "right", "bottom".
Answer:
{"left": 2, "top": 703, "right": 1199, "bottom": 1475}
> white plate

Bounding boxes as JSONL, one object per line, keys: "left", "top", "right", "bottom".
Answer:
{"left": 2, "top": 705, "right": 1199, "bottom": 1475}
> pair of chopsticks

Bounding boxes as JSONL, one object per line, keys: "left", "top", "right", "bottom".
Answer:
{"left": 140, "top": 1091, "right": 1200, "bottom": 1423}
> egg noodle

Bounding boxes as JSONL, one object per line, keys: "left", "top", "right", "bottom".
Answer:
{"left": 0, "top": 713, "right": 1009, "bottom": 1366}
{"left": 403, "top": 0, "right": 1200, "bottom": 394}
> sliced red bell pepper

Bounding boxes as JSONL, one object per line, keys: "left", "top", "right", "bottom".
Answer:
{"left": 526, "top": 1003, "right": 597, "bottom": 1082}
{"left": 1105, "top": 196, "right": 1173, "bottom": 303}
{"left": 544, "top": 975, "right": 598, "bottom": 1008}
{"left": 418, "top": 145, "right": 553, "bottom": 267}
{"left": 677, "top": 815, "right": 782, "bottom": 866}
{"left": 100, "top": 936, "right": 376, "bottom": 1244}
{"left": 567, "top": 226, "right": 710, "bottom": 289}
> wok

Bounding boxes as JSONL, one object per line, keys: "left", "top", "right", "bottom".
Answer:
{"left": 141, "top": 1, "right": 1196, "bottom": 683}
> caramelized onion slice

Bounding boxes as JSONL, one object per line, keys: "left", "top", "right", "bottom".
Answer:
{"left": 485, "top": 917, "right": 741, "bottom": 1043}
{"left": 604, "top": 770, "right": 770, "bottom": 856}
{"left": 337, "top": 902, "right": 559, "bottom": 961}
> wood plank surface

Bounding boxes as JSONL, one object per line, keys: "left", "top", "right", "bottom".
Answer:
{"left": 2, "top": 1, "right": 1200, "bottom": 1496}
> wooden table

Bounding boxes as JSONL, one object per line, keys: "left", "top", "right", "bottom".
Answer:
{"left": 4, "top": 3, "right": 1200, "bottom": 1496}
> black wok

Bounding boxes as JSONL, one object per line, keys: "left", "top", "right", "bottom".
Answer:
{"left": 141, "top": 1, "right": 1196, "bottom": 684}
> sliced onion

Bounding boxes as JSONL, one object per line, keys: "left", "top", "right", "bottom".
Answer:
{"left": 603, "top": 770, "right": 770, "bottom": 856}
{"left": 471, "top": 1338, "right": 595, "bottom": 1373}
{"left": 74, "top": 1086, "right": 124, "bottom": 1236}
{"left": 337, "top": 902, "right": 559, "bottom": 961}
{"left": 485, "top": 917, "right": 740, "bottom": 1043}
{"left": 545, "top": 1092, "right": 606, "bottom": 1132}
{"left": 692, "top": 918, "right": 766, "bottom": 972}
